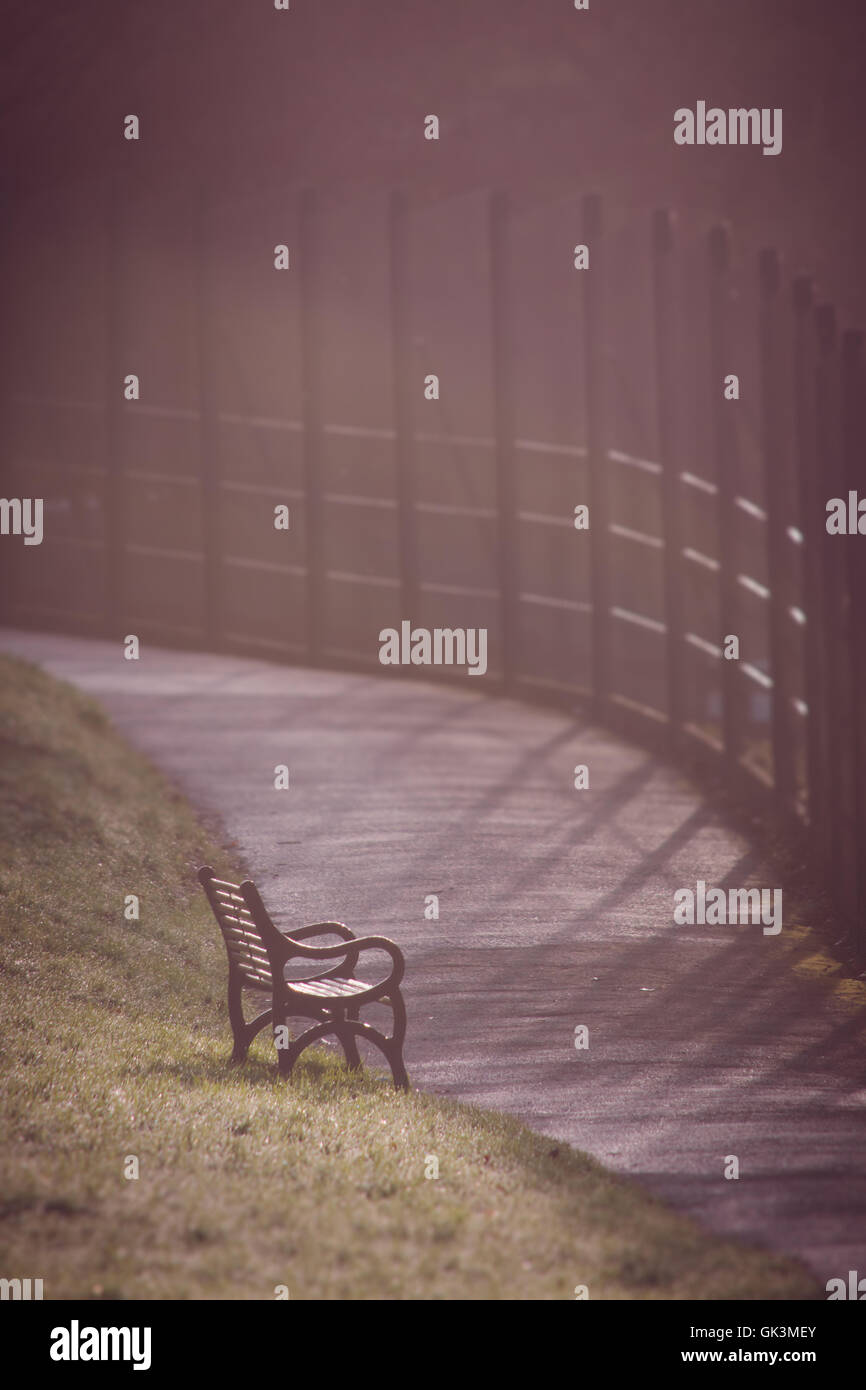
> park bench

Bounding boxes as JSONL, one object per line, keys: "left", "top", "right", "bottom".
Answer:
{"left": 198, "top": 866, "right": 409, "bottom": 1089}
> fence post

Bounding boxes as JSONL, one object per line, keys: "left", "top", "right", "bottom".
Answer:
{"left": 758, "top": 249, "right": 797, "bottom": 814}
{"left": 708, "top": 224, "right": 741, "bottom": 776}
{"left": 652, "top": 208, "right": 684, "bottom": 745}
{"left": 813, "top": 305, "right": 846, "bottom": 903}
{"left": 583, "top": 193, "right": 610, "bottom": 717}
{"left": 104, "top": 175, "right": 125, "bottom": 638}
{"left": 0, "top": 184, "right": 13, "bottom": 626}
{"left": 389, "top": 189, "right": 419, "bottom": 622}
{"left": 841, "top": 328, "right": 865, "bottom": 945}
{"left": 489, "top": 190, "right": 518, "bottom": 691}
{"left": 791, "top": 276, "right": 826, "bottom": 844}
{"left": 196, "top": 184, "right": 221, "bottom": 649}
{"left": 299, "top": 187, "right": 325, "bottom": 664}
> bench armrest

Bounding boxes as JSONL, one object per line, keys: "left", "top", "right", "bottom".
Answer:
{"left": 283, "top": 935, "right": 405, "bottom": 991}
{"left": 285, "top": 921, "right": 359, "bottom": 978}
{"left": 288, "top": 921, "right": 357, "bottom": 942}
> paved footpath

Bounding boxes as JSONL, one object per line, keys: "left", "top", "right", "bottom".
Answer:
{"left": 4, "top": 628, "right": 865, "bottom": 1284}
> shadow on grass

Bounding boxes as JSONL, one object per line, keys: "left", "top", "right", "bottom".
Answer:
{"left": 123, "top": 1044, "right": 402, "bottom": 1096}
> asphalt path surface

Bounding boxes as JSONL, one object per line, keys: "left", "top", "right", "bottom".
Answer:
{"left": 4, "top": 628, "right": 865, "bottom": 1285}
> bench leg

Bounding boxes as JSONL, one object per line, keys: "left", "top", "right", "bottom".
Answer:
{"left": 383, "top": 992, "right": 409, "bottom": 1091}
{"left": 272, "top": 1005, "right": 408, "bottom": 1092}
{"left": 340, "top": 1006, "right": 362, "bottom": 1070}
{"left": 228, "top": 976, "right": 272, "bottom": 1062}
{"left": 228, "top": 975, "right": 248, "bottom": 1061}
{"left": 343, "top": 1008, "right": 409, "bottom": 1091}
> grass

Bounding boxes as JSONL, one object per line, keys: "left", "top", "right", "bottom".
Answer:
{"left": 0, "top": 653, "right": 820, "bottom": 1300}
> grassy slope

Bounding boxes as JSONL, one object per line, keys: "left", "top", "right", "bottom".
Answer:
{"left": 0, "top": 654, "right": 819, "bottom": 1300}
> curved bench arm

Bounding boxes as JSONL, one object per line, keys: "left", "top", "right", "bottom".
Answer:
{"left": 289, "top": 921, "right": 357, "bottom": 942}
{"left": 286, "top": 921, "right": 359, "bottom": 978}
{"left": 281, "top": 935, "right": 405, "bottom": 991}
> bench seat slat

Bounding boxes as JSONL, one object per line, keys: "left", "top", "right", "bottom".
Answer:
{"left": 289, "top": 976, "right": 369, "bottom": 997}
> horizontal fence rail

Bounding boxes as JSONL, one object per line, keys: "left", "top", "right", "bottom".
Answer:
{"left": 1, "top": 184, "right": 863, "bottom": 948}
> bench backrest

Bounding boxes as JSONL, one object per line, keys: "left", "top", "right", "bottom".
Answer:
{"left": 199, "top": 866, "right": 278, "bottom": 990}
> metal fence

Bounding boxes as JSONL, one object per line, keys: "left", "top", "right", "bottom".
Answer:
{"left": 2, "top": 179, "right": 863, "bottom": 947}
